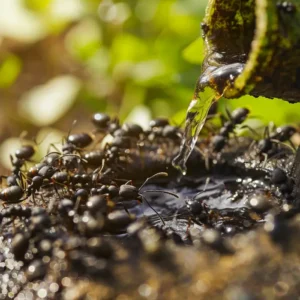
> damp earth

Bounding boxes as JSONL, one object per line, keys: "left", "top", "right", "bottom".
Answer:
{"left": 0, "top": 107, "right": 300, "bottom": 299}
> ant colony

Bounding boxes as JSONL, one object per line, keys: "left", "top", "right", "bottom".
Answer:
{"left": 0, "top": 93, "right": 299, "bottom": 298}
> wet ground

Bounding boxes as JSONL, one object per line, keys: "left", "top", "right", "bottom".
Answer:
{"left": 0, "top": 110, "right": 300, "bottom": 299}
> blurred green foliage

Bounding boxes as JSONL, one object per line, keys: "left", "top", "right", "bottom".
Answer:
{"left": 0, "top": 0, "right": 207, "bottom": 170}
{"left": 0, "top": 0, "right": 300, "bottom": 138}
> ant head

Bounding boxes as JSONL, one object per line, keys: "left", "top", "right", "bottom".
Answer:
{"left": 231, "top": 107, "right": 250, "bottom": 124}
{"left": 92, "top": 113, "right": 110, "bottom": 129}
{"left": 119, "top": 185, "right": 139, "bottom": 200}
{"left": 271, "top": 168, "right": 287, "bottom": 184}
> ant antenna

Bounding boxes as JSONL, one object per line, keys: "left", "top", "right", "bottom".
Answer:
{"left": 139, "top": 172, "right": 168, "bottom": 190}
{"left": 92, "top": 159, "right": 106, "bottom": 177}
{"left": 239, "top": 125, "right": 260, "bottom": 138}
{"left": 225, "top": 106, "right": 233, "bottom": 122}
{"left": 143, "top": 190, "right": 179, "bottom": 198}
{"left": 64, "top": 120, "right": 77, "bottom": 143}
{"left": 137, "top": 172, "right": 177, "bottom": 226}
{"left": 270, "top": 139, "right": 296, "bottom": 152}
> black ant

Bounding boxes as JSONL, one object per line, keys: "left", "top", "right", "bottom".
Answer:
{"left": 49, "top": 120, "right": 93, "bottom": 156}
{"left": 146, "top": 118, "right": 170, "bottom": 139}
{"left": 118, "top": 172, "right": 178, "bottom": 225}
{"left": 62, "top": 134, "right": 92, "bottom": 154}
{"left": 26, "top": 176, "right": 44, "bottom": 204}
{"left": 2, "top": 169, "right": 47, "bottom": 205}
{"left": 43, "top": 151, "right": 87, "bottom": 171}
{"left": 11, "top": 137, "right": 43, "bottom": 176}
{"left": 1, "top": 204, "right": 31, "bottom": 220}
{"left": 186, "top": 182, "right": 225, "bottom": 226}
{"left": 84, "top": 151, "right": 104, "bottom": 168}
{"left": 256, "top": 125, "right": 296, "bottom": 158}
{"left": 121, "top": 123, "right": 144, "bottom": 138}
{"left": 147, "top": 118, "right": 182, "bottom": 141}
{"left": 211, "top": 107, "right": 250, "bottom": 152}
{"left": 11, "top": 232, "right": 31, "bottom": 261}
{"left": 0, "top": 205, "right": 32, "bottom": 231}
{"left": 0, "top": 161, "right": 30, "bottom": 204}
{"left": 92, "top": 113, "right": 111, "bottom": 130}
{"left": 10, "top": 144, "right": 35, "bottom": 175}
{"left": 271, "top": 125, "right": 296, "bottom": 145}
{"left": 67, "top": 133, "right": 93, "bottom": 149}
{"left": 265, "top": 167, "right": 295, "bottom": 202}
{"left": 149, "top": 118, "right": 169, "bottom": 129}
{"left": 0, "top": 185, "right": 26, "bottom": 204}
{"left": 92, "top": 112, "right": 120, "bottom": 134}
{"left": 27, "top": 165, "right": 70, "bottom": 203}
{"left": 15, "top": 145, "right": 35, "bottom": 160}
{"left": 161, "top": 125, "right": 182, "bottom": 140}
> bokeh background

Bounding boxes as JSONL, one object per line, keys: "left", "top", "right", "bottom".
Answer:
{"left": 1, "top": 0, "right": 300, "bottom": 172}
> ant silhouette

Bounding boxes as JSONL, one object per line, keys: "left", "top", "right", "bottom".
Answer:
{"left": 119, "top": 172, "right": 178, "bottom": 225}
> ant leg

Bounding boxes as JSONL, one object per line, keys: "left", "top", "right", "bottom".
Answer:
{"left": 186, "top": 216, "right": 193, "bottom": 235}
{"left": 48, "top": 144, "right": 61, "bottom": 154}
{"left": 262, "top": 153, "right": 269, "bottom": 168}
{"left": 32, "top": 191, "right": 37, "bottom": 206}
{"left": 263, "top": 125, "right": 270, "bottom": 139}
{"left": 139, "top": 195, "right": 165, "bottom": 226}
{"left": 197, "top": 148, "right": 210, "bottom": 170}
{"left": 249, "top": 140, "right": 256, "bottom": 152}
{"left": 12, "top": 217, "right": 16, "bottom": 235}
{"left": 10, "top": 155, "right": 15, "bottom": 167}
{"left": 288, "top": 140, "right": 296, "bottom": 151}
{"left": 122, "top": 202, "right": 130, "bottom": 216}
{"left": 54, "top": 185, "right": 62, "bottom": 200}
{"left": 202, "top": 203, "right": 210, "bottom": 214}
{"left": 74, "top": 197, "right": 81, "bottom": 212}
{"left": 19, "top": 171, "right": 27, "bottom": 191}
{"left": 40, "top": 193, "right": 46, "bottom": 207}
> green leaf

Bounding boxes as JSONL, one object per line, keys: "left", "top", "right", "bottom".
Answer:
{"left": 182, "top": 38, "right": 205, "bottom": 65}
{"left": 0, "top": 55, "right": 22, "bottom": 88}
{"left": 111, "top": 34, "right": 149, "bottom": 64}
{"left": 219, "top": 95, "right": 300, "bottom": 126}
{"left": 24, "top": 0, "right": 52, "bottom": 12}
{"left": 65, "top": 19, "right": 102, "bottom": 62}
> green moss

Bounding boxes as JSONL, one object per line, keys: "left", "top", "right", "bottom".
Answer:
{"left": 202, "top": 0, "right": 300, "bottom": 103}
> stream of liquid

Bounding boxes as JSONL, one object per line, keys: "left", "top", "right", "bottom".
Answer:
{"left": 172, "top": 86, "right": 217, "bottom": 175}
{"left": 172, "top": 62, "right": 245, "bottom": 175}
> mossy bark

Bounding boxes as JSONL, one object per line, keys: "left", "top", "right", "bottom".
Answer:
{"left": 202, "top": 0, "right": 300, "bottom": 103}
